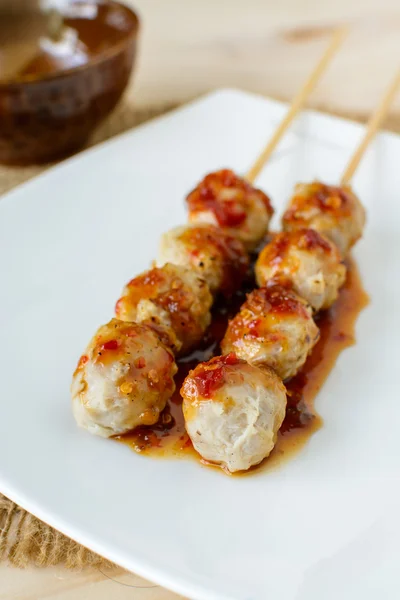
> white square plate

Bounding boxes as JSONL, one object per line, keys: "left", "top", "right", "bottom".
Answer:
{"left": 0, "top": 89, "right": 399, "bottom": 600}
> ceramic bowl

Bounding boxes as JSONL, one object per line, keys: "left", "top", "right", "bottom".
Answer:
{"left": 0, "top": 1, "right": 139, "bottom": 165}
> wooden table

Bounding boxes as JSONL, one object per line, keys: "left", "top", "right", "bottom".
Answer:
{"left": 2, "top": 0, "right": 400, "bottom": 598}
{"left": 129, "top": 0, "right": 400, "bottom": 121}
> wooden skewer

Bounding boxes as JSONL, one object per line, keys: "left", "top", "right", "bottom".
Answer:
{"left": 245, "top": 26, "right": 348, "bottom": 184}
{"left": 341, "top": 69, "right": 400, "bottom": 185}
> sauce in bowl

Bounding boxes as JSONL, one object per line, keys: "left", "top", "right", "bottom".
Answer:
{"left": 0, "top": 2, "right": 136, "bottom": 83}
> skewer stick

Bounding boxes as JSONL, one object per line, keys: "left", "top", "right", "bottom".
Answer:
{"left": 341, "top": 69, "right": 400, "bottom": 185}
{"left": 245, "top": 26, "right": 348, "bottom": 184}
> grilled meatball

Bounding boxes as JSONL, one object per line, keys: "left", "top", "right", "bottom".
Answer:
{"left": 282, "top": 181, "right": 365, "bottom": 256}
{"left": 255, "top": 229, "right": 346, "bottom": 311}
{"left": 182, "top": 354, "right": 287, "bottom": 473}
{"left": 157, "top": 224, "right": 249, "bottom": 296}
{"left": 115, "top": 263, "right": 212, "bottom": 355}
{"left": 71, "top": 319, "right": 177, "bottom": 438}
{"left": 221, "top": 286, "right": 319, "bottom": 380}
{"left": 186, "top": 169, "right": 273, "bottom": 251}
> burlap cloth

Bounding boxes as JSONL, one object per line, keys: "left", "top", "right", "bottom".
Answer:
{"left": 0, "top": 100, "right": 175, "bottom": 569}
{"left": 1, "top": 97, "right": 399, "bottom": 570}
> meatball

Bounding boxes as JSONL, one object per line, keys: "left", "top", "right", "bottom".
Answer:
{"left": 181, "top": 353, "right": 287, "bottom": 473}
{"left": 115, "top": 263, "right": 212, "bottom": 355}
{"left": 255, "top": 229, "right": 346, "bottom": 311}
{"left": 186, "top": 169, "right": 273, "bottom": 251}
{"left": 221, "top": 286, "right": 319, "bottom": 380}
{"left": 157, "top": 224, "right": 249, "bottom": 296}
{"left": 282, "top": 181, "right": 365, "bottom": 256}
{"left": 71, "top": 319, "right": 177, "bottom": 438}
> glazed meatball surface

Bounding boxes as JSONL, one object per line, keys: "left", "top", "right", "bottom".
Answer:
{"left": 115, "top": 263, "right": 212, "bottom": 355}
{"left": 282, "top": 181, "right": 365, "bottom": 256}
{"left": 186, "top": 169, "right": 273, "bottom": 251}
{"left": 255, "top": 229, "right": 346, "bottom": 311}
{"left": 71, "top": 319, "right": 177, "bottom": 438}
{"left": 157, "top": 224, "right": 249, "bottom": 296}
{"left": 221, "top": 286, "right": 319, "bottom": 380}
{"left": 181, "top": 354, "right": 287, "bottom": 473}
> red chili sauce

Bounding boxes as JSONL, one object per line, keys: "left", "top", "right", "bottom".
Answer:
{"left": 118, "top": 254, "right": 369, "bottom": 470}
{"left": 189, "top": 352, "right": 242, "bottom": 398}
{"left": 186, "top": 169, "right": 273, "bottom": 228}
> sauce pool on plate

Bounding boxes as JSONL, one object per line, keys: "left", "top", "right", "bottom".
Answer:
{"left": 117, "top": 256, "right": 369, "bottom": 472}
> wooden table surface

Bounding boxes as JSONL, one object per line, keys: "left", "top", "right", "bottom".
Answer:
{"left": 2, "top": 0, "right": 400, "bottom": 598}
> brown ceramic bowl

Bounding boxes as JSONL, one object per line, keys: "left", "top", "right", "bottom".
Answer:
{"left": 0, "top": 1, "right": 139, "bottom": 165}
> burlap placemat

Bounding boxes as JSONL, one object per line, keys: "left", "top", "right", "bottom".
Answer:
{"left": 1, "top": 97, "right": 399, "bottom": 570}
{"left": 0, "top": 99, "right": 175, "bottom": 569}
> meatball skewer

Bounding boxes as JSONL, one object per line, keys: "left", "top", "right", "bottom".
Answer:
{"left": 73, "top": 176, "right": 260, "bottom": 439}
{"left": 184, "top": 71, "right": 400, "bottom": 473}
{"left": 222, "top": 70, "right": 400, "bottom": 379}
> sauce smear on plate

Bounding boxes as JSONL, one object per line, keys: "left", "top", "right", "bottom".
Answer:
{"left": 118, "top": 257, "right": 369, "bottom": 471}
